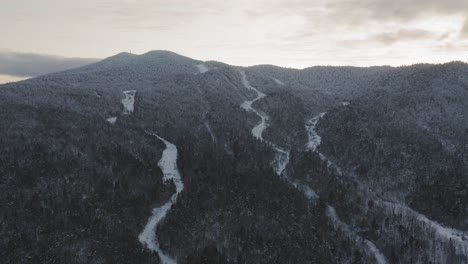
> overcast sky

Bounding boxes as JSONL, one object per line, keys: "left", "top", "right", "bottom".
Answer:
{"left": 1, "top": 0, "right": 468, "bottom": 83}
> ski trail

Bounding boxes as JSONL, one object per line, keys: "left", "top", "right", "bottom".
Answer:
{"left": 272, "top": 78, "right": 285, "bottom": 86}
{"left": 239, "top": 71, "right": 289, "bottom": 175}
{"left": 305, "top": 112, "right": 326, "bottom": 152}
{"left": 122, "top": 90, "right": 137, "bottom": 115}
{"left": 139, "top": 133, "right": 184, "bottom": 264}
{"left": 196, "top": 64, "right": 209, "bottom": 74}
{"left": 195, "top": 84, "right": 217, "bottom": 144}
{"left": 305, "top": 113, "right": 386, "bottom": 263}
{"left": 204, "top": 121, "right": 216, "bottom": 144}
{"left": 305, "top": 112, "right": 467, "bottom": 262}
{"left": 377, "top": 200, "right": 468, "bottom": 260}
{"left": 326, "top": 206, "right": 388, "bottom": 264}
{"left": 305, "top": 113, "right": 343, "bottom": 176}
{"left": 240, "top": 71, "right": 267, "bottom": 141}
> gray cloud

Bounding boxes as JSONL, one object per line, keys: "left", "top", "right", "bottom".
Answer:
{"left": 325, "top": 0, "right": 468, "bottom": 23}
{"left": 0, "top": 51, "right": 99, "bottom": 77}
{"left": 462, "top": 19, "right": 468, "bottom": 38}
{"left": 370, "top": 29, "right": 435, "bottom": 44}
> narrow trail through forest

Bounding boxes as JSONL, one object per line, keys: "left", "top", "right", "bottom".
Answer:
{"left": 139, "top": 133, "right": 184, "bottom": 264}
{"left": 239, "top": 71, "right": 290, "bottom": 176}
{"left": 305, "top": 113, "right": 388, "bottom": 264}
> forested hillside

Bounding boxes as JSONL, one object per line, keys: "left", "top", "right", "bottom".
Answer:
{"left": 1, "top": 51, "right": 467, "bottom": 263}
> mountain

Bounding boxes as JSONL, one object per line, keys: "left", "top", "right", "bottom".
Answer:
{"left": 0, "top": 51, "right": 467, "bottom": 264}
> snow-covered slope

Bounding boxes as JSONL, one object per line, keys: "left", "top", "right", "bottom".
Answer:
{"left": 121, "top": 90, "right": 137, "bottom": 115}
{"left": 327, "top": 206, "right": 388, "bottom": 264}
{"left": 240, "top": 71, "right": 267, "bottom": 141}
{"left": 196, "top": 64, "right": 210, "bottom": 74}
{"left": 139, "top": 133, "right": 184, "bottom": 264}
{"left": 240, "top": 71, "right": 290, "bottom": 175}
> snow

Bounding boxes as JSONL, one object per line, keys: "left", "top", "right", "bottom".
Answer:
{"left": 364, "top": 239, "right": 388, "bottom": 264}
{"left": 342, "top": 101, "right": 350, "bottom": 106}
{"left": 378, "top": 200, "right": 468, "bottom": 259}
{"left": 121, "top": 90, "right": 136, "bottom": 115}
{"left": 290, "top": 179, "right": 319, "bottom": 200}
{"left": 240, "top": 71, "right": 267, "bottom": 141}
{"left": 305, "top": 113, "right": 343, "bottom": 176}
{"left": 305, "top": 112, "right": 466, "bottom": 262}
{"left": 326, "top": 206, "right": 388, "bottom": 264}
{"left": 272, "top": 78, "right": 285, "bottom": 86}
{"left": 270, "top": 143, "right": 290, "bottom": 175}
{"left": 204, "top": 121, "right": 217, "bottom": 144}
{"left": 240, "top": 70, "right": 291, "bottom": 176}
{"left": 106, "top": 117, "right": 117, "bottom": 124}
{"left": 139, "top": 133, "right": 184, "bottom": 264}
{"left": 196, "top": 64, "right": 209, "bottom": 74}
{"left": 305, "top": 112, "right": 326, "bottom": 152}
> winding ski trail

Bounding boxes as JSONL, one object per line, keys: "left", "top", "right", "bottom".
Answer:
{"left": 139, "top": 133, "right": 184, "bottom": 264}
{"left": 305, "top": 113, "right": 388, "bottom": 264}
{"left": 305, "top": 113, "right": 343, "bottom": 176}
{"left": 239, "top": 71, "right": 289, "bottom": 175}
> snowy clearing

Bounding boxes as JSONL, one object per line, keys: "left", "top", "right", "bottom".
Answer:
{"left": 196, "top": 64, "right": 209, "bottom": 74}
{"left": 139, "top": 133, "right": 184, "bottom": 264}
{"left": 106, "top": 117, "right": 117, "bottom": 124}
{"left": 121, "top": 90, "right": 137, "bottom": 115}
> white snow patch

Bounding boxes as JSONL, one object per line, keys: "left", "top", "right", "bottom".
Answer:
{"left": 106, "top": 117, "right": 117, "bottom": 124}
{"left": 273, "top": 78, "right": 285, "bottom": 86}
{"left": 139, "top": 133, "right": 184, "bottom": 264}
{"left": 204, "top": 121, "right": 217, "bottom": 144}
{"left": 305, "top": 112, "right": 326, "bottom": 152}
{"left": 196, "top": 64, "right": 210, "bottom": 74}
{"left": 290, "top": 179, "right": 319, "bottom": 200}
{"left": 121, "top": 90, "right": 136, "bottom": 115}
{"left": 342, "top": 101, "right": 350, "bottom": 106}
{"left": 270, "top": 143, "right": 290, "bottom": 176}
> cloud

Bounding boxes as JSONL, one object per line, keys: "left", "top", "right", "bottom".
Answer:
{"left": 462, "top": 19, "right": 468, "bottom": 38}
{"left": 325, "top": 0, "right": 468, "bottom": 23}
{"left": 370, "top": 29, "right": 435, "bottom": 44}
{"left": 0, "top": 51, "right": 99, "bottom": 77}
{"left": 0, "top": 74, "right": 28, "bottom": 84}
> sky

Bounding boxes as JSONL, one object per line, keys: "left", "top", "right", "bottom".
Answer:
{"left": 1, "top": 0, "right": 468, "bottom": 83}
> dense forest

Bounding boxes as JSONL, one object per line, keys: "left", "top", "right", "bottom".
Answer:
{"left": 0, "top": 51, "right": 467, "bottom": 263}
